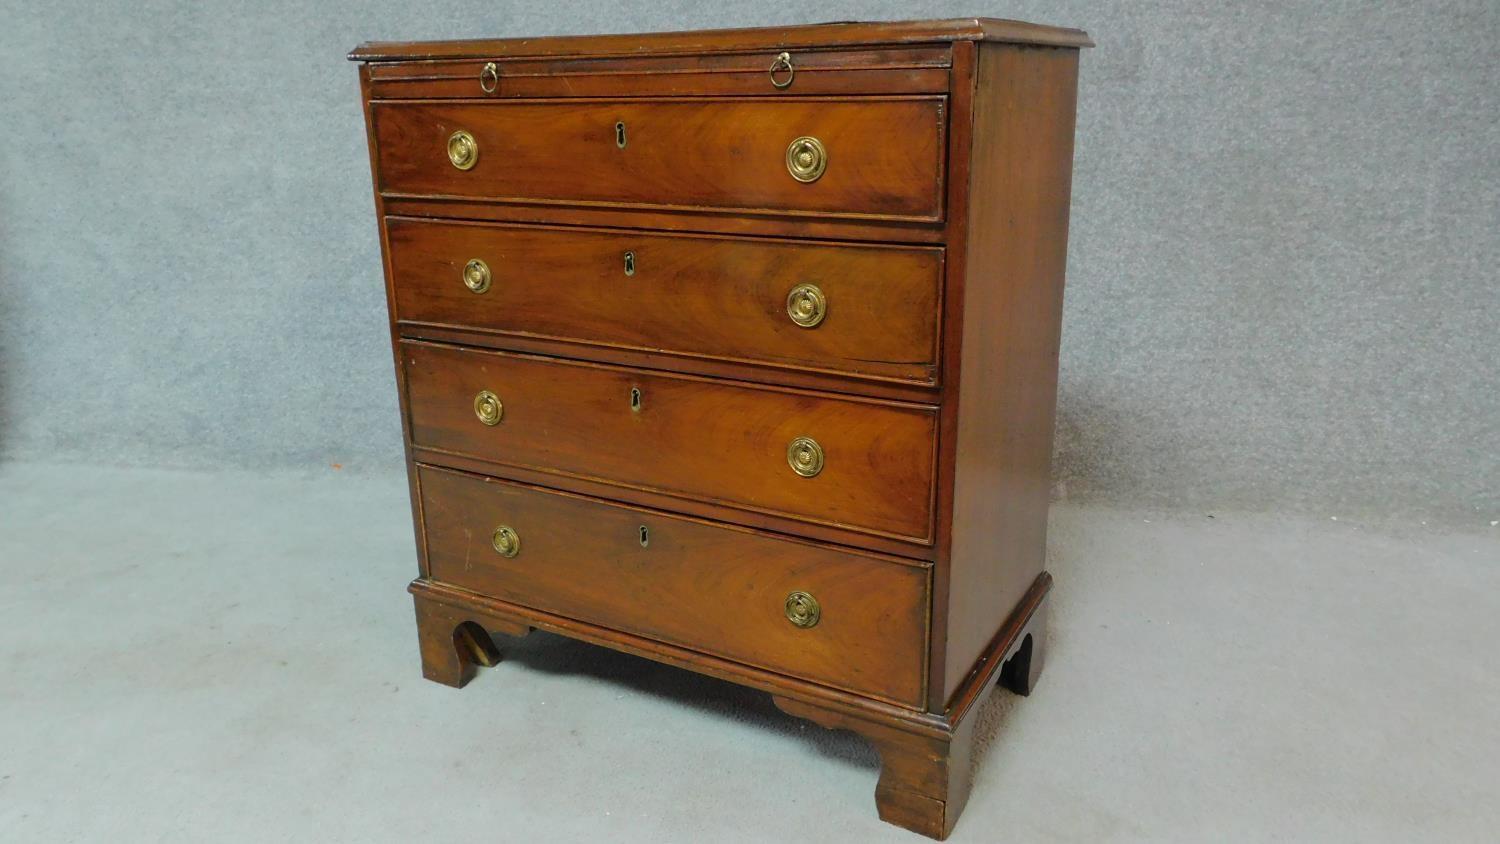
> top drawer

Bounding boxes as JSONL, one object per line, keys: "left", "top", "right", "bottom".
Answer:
{"left": 371, "top": 98, "right": 946, "bottom": 221}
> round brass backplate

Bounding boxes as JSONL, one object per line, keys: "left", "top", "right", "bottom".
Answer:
{"left": 786, "top": 436, "right": 824, "bottom": 478}
{"left": 448, "top": 130, "right": 478, "bottom": 170}
{"left": 473, "top": 390, "right": 503, "bottom": 426}
{"left": 491, "top": 525, "right": 520, "bottom": 558}
{"left": 785, "top": 591, "right": 820, "bottom": 628}
{"left": 786, "top": 283, "right": 827, "bottom": 328}
{"left": 785, "top": 136, "right": 827, "bottom": 183}
{"left": 462, "top": 258, "right": 491, "bottom": 294}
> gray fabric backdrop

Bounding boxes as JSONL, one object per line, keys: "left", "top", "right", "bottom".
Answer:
{"left": 1, "top": 1, "right": 1495, "bottom": 522}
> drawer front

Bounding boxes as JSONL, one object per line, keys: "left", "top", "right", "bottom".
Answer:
{"left": 417, "top": 464, "right": 929, "bottom": 706}
{"left": 388, "top": 218, "right": 942, "bottom": 384}
{"left": 402, "top": 341, "right": 937, "bottom": 544}
{"left": 372, "top": 98, "right": 945, "bottom": 220}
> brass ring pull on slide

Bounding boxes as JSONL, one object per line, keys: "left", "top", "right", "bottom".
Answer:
{"left": 447, "top": 130, "right": 478, "bottom": 170}
{"left": 479, "top": 61, "right": 499, "bottom": 94}
{"left": 769, "top": 51, "right": 794, "bottom": 88}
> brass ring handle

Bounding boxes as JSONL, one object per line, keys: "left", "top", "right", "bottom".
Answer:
{"left": 491, "top": 525, "right": 520, "bottom": 558}
{"left": 785, "top": 136, "right": 826, "bottom": 182}
{"left": 473, "top": 390, "right": 503, "bottom": 426}
{"left": 786, "top": 283, "right": 827, "bottom": 328}
{"left": 479, "top": 62, "right": 499, "bottom": 94}
{"left": 769, "top": 51, "right": 795, "bottom": 89}
{"left": 462, "top": 258, "right": 491, "bottom": 294}
{"left": 786, "top": 436, "right": 824, "bottom": 478}
{"left": 785, "top": 591, "right": 820, "bottom": 628}
{"left": 447, "top": 130, "right": 478, "bottom": 170}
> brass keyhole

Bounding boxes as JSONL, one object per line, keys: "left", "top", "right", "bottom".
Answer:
{"left": 630, "top": 387, "right": 642, "bottom": 413}
{"left": 615, "top": 121, "right": 627, "bottom": 148}
{"left": 638, "top": 525, "right": 650, "bottom": 547}
{"left": 623, "top": 251, "right": 636, "bottom": 276}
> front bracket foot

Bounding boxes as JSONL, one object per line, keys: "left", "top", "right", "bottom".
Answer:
{"left": 413, "top": 591, "right": 531, "bottom": 688}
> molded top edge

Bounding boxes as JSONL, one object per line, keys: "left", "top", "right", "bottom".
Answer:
{"left": 348, "top": 18, "right": 1093, "bottom": 62}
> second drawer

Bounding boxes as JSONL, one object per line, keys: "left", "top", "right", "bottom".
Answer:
{"left": 402, "top": 341, "right": 938, "bottom": 544}
{"left": 388, "top": 218, "right": 943, "bottom": 385}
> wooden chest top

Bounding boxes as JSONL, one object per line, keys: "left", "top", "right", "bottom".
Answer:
{"left": 350, "top": 18, "right": 1092, "bottom": 61}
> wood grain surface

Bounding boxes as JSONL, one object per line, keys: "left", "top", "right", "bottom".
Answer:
{"left": 401, "top": 340, "right": 939, "bottom": 543}
{"left": 387, "top": 217, "right": 943, "bottom": 384}
{"left": 939, "top": 43, "right": 1079, "bottom": 704}
{"left": 368, "top": 46, "right": 952, "bottom": 99}
{"left": 372, "top": 98, "right": 946, "bottom": 220}
{"left": 417, "top": 464, "right": 929, "bottom": 706}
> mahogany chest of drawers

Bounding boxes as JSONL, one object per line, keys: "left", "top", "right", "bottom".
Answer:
{"left": 350, "top": 18, "right": 1089, "bottom": 839}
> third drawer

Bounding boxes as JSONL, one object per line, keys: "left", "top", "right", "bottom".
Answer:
{"left": 402, "top": 340, "right": 938, "bottom": 545}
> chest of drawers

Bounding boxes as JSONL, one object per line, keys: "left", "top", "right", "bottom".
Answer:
{"left": 351, "top": 18, "right": 1089, "bottom": 839}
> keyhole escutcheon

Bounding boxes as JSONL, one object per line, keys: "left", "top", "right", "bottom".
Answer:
{"left": 615, "top": 121, "right": 627, "bottom": 148}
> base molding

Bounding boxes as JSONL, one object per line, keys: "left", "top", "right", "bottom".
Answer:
{"left": 408, "top": 572, "right": 1051, "bottom": 841}
{"left": 407, "top": 578, "right": 945, "bottom": 732}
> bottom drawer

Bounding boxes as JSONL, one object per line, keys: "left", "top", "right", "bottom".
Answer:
{"left": 416, "top": 464, "right": 929, "bottom": 707}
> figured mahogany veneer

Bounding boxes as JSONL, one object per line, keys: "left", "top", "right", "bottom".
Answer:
{"left": 417, "top": 464, "right": 930, "bottom": 706}
{"left": 373, "top": 98, "right": 946, "bottom": 221}
{"left": 353, "top": 18, "right": 1088, "bottom": 840}
{"left": 387, "top": 217, "right": 944, "bottom": 385}
{"left": 401, "top": 340, "right": 938, "bottom": 544}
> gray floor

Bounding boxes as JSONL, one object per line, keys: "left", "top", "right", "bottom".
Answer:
{"left": 1, "top": 461, "right": 1496, "bottom": 842}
